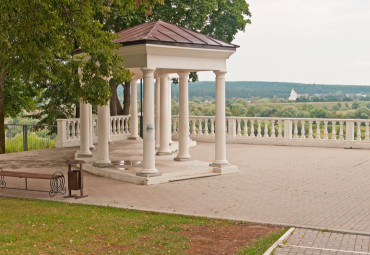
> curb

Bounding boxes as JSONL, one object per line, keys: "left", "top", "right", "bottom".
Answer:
{"left": 263, "top": 227, "right": 295, "bottom": 255}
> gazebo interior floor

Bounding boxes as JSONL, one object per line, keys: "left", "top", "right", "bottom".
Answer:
{"left": 77, "top": 139, "right": 228, "bottom": 185}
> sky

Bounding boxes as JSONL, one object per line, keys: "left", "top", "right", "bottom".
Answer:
{"left": 198, "top": 0, "right": 370, "bottom": 85}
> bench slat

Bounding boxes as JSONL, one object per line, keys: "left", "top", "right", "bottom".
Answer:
{"left": 0, "top": 171, "right": 54, "bottom": 179}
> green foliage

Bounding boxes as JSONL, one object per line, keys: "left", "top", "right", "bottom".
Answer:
{"left": 171, "top": 81, "right": 370, "bottom": 100}
{"left": 149, "top": 0, "right": 251, "bottom": 43}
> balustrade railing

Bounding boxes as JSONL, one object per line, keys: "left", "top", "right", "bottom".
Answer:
{"left": 56, "top": 115, "right": 370, "bottom": 149}
{"left": 171, "top": 116, "right": 370, "bottom": 149}
{"left": 56, "top": 115, "right": 130, "bottom": 147}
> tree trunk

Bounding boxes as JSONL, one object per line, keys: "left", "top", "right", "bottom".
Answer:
{"left": 75, "top": 103, "right": 80, "bottom": 118}
{"left": 109, "top": 79, "right": 118, "bottom": 116}
{"left": 116, "top": 89, "right": 123, "bottom": 115}
{"left": 0, "top": 71, "right": 6, "bottom": 154}
{"left": 123, "top": 82, "right": 131, "bottom": 115}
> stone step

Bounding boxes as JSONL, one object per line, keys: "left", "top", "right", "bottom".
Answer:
{"left": 169, "top": 172, "right": 221, "bottom": 182}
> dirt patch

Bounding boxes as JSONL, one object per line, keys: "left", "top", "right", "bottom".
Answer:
{"left": 183, "top": 223, "right": 283, "bottom": 255}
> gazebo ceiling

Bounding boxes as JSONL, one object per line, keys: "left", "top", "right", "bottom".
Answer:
{"left": 114, "top": 20, "right": 239, "bottom": 50}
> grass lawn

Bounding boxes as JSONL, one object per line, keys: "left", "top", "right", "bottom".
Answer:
{"left": 0, "top": 197, "right": 286, "bottom": 254}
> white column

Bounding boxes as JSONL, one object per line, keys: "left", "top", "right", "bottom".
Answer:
{"left": 93, "top": 102, "right": 112, "bottom": 167}
{"left": 157, "top": 74, "right": 171, "bottom": 155}
{"left": 88, "top": 104, "right": 94, "bottom": 149}
{"left": 129, "top": 79, "right": 140, "bottom": 139}
{"left": 155, "top": 75, "right": 161, "bottom": 148}
{"left": 175, "top": 72, "right": 191, "bottom": 161}
{"left": 168, "top": 76, "right": 173, "bottom": 144}
{"left": 77, "top": 101, "right": 92, "bottom": 157}
{"left": 211, "top": 71, "right": 229, "bottom": 166}
{"left": 139, "top": 68, "right": 159, "bottom": 176}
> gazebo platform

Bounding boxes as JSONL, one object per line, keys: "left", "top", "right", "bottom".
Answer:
{"left": 76, "top": 140, "right": 237, "bottom": 185}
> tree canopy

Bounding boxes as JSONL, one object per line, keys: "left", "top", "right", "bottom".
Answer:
{"left": 0, "top": 0, "right": 160, "bottom": 153}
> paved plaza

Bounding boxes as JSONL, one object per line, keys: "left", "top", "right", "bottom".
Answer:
{"left": 1, "top": 142, "right": 370, "bottom": 235}
{"left": 274, "top": 228, "right": 370, "bottom": 255}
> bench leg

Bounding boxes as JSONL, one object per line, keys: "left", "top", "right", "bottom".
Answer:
{"left": 0, "top": 176, "right": 5, "bottom": 188}
{"left": 0, "top": 168, "right": 5, "bottom": 188}
{"left": 49, "top": 172, "right": 66, "bottom": 197}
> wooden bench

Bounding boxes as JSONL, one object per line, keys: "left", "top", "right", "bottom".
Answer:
{"left": 0, "top": 168, "right": 66, "bottom": 197}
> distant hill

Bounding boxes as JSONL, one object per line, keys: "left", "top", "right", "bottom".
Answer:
{"left": 117, "top": 81, "right": 370, "bottom": 99}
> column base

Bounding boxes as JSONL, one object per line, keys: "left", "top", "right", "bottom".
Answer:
{"left": 77, "top": 152, "right": 92, "bottom": 158}
{"left": 156, "top": 151, "right": 172, "bottom": 156}
{"left": 209, "top": 161, "right": 230, "bottom": 168}
{"left": 212, "top": 164, "right": 239, "bottom": 174}
{"left": 93, "top": 162, "right": 113, "bottom": 168}
{"left": 174, "top": 155, "right": 191, "bottom": 161}
{"left": 128, "top": 136, "right": 141, "bottom": 140}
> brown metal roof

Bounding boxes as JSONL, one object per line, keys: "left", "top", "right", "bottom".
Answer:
{"left": 113, "top": 20, "right": 239, "bottom": 50}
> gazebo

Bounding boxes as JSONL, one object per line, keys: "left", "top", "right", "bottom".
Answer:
{"left": 76, "top": 20, "right": 239, "bottom": 182}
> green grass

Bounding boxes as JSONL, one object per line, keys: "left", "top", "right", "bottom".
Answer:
{"left": 5, "top": 133, "right": 56, "bottom": 153}
{"left": 0, "top": 197, "right": 285, "bottom": 255}
{"left": 236, "top": 228, "right": 289, "bottom": 255}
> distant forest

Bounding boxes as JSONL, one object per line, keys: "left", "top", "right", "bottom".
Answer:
{"left": 117, "top": 81, "right": 370, "bottom": 100}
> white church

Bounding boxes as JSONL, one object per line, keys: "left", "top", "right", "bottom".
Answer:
{"left": 288, "top": 89, "right": 299, "bottom": 101}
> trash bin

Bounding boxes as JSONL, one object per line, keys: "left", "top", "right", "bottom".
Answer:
{"left": 64, "top": 160, "right": 87, "bottom": 199}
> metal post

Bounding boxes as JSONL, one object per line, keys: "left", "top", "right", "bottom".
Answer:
{"left": 23, "top": 125, "right": 28, "bottom": 151}
{"left": 140, "top": 79, "right": 143, "bottom": 138}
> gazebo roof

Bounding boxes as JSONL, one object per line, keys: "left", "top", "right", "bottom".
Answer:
{"left": 114, "top": 20, "right": 238, "bottom": 50}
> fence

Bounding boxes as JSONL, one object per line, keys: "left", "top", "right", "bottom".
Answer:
{"left": 5, "top": 124, "right": 57, "bottom": 153}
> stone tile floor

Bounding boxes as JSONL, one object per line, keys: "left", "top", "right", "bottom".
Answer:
{"left": 274, "top": 228, "right": 370, "bottom": 255}
{"left": 1, "top": 142, "right": 370, "bottom": 235}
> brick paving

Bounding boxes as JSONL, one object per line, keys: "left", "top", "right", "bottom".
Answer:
{"left": 274, "top": 228, "right": 370, "bottom": 255}
{"left": 1, "top": 142, "right": 370, "bottom": 235}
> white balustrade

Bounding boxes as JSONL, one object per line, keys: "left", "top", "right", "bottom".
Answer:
{"left": 57, "top": 115, "right": 370, "bottom": 149}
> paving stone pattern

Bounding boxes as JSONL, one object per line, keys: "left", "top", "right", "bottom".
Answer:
{"left": 1, "top": 142, "right": 370, "bottom": 235}
{"left": 274, "top": 228, "right": 370, "bottom": 255}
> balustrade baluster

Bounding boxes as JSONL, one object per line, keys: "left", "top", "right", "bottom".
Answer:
{"left": 117, "top": 118, "right": 123, "bottom": 135}
{"left": 250, "top": 120, "right": 255, "bottom": 137}
{"left": 211, "top": 119, "right": 215, "bottom": 135}
{"left": 76, "top": 121, "right": 80, "bottom": 138}
{"left": 71, "top": 120, "right": 76, "bottom": 139}
{"left": 124, "top": 118, "right": 128, "bottom": 134}
{"left": 357, "top": 121, "right": 362, "bottom": 141}
{"left": 264, "top": 120, "right": 269, "bottom": 138}
{"left": 204, "top": 118, "right": 209, "bottom": 135}
{"left": 324, "top": 121, "right": 328, "bottom": 140}
{"left": 293, "top": 120, "right": 298, "bottom": 139}
{"left": 114, "top": 118, "right": 118, "bottom": 135}
{"left": 278, "top": 120, "right": 282, "bottom": 138}
{"left": 308, "top": 121, "right": 313, "bottom": 139}
{"left": 192, "top": 119, "right": 196, "bottom": 135}
{"left": 257, "top": 120, "right": 262, "bottom": 138}
{"left": 197, "top": 119, "right": 202, "bottom": 135}
{"left": 301, "top": 121, "right": 305, "bottom": 139}
{"left": 339, "top": 121, "right": 344, "bottom": 140}
{"left": 66, "top": 121, "right": 70, "bottom": 140}
{"left": 331, "top": 121, "right": 337, "bottom": 140}
{"left": 243, "top": 120, "right": 249, "bottom": 137}
{"left": 270, "top": 120, "right": 275, "bottom": 138}
{"left": 366, "top": 122, "right": 370, "bottom": 141}
{"left": 237, "top": 119, "right": 242, "bottom": 136}
{"left": 316, "top": 121, "right": 321, "bottom": 139}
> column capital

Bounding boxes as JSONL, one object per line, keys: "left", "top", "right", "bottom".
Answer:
{"left": 141, "top": 68, "right": 156, "bottom": 77}
{"left": 213, "top": 70, "right": 227, "bottom": 78}
{"left": 178, "top": 71, "right": 191, "bottom": 77}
